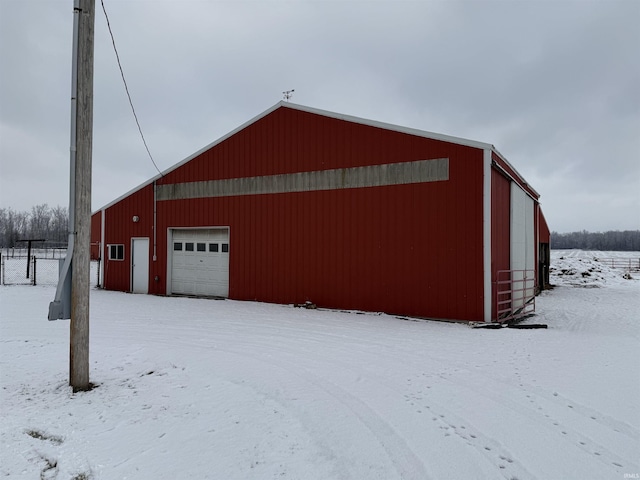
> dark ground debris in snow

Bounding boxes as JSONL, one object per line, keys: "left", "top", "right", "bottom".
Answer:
{"left": 507, "top": 324, "right": 548, "bottom": 329}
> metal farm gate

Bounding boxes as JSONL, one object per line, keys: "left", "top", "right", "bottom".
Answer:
{"left": 495, "top": 269, "right": 536, "bottom": 322}
{"left": 596, "top": 257, "right": 640, "bottom": 272}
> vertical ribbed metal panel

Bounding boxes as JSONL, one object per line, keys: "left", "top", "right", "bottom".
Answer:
{"left": 491, "top": 166, "right": 511, "bottom": 320}
{"left": 539, "top": 209, "right": 550, "bottom": 243}
{"left": 94, "top": 106, "right": 488, "bottom": 321}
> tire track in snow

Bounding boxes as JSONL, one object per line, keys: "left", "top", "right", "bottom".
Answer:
{"left": 215, "top": 345, "right": 435, "bottom": 480}
{"left": 142, "top": 332, "right": 540, "bottom": 479}
{"left": 301, "top": 371, "right": 434, "bottom": 480}
{"left": 217, "top": 337, "right": 529, "bottom": 480}
{"left": 137, "top": 333, "right": 435, "bottom": 480}
{"left": 110, "top": 327, "right": 443, "bottom": 478}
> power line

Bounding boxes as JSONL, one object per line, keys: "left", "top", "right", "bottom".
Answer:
{"left": 100, "top": 0, "right": 163, "bottom": 177}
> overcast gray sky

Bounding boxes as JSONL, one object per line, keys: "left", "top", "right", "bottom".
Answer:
{"left": 1, "top": 0, "right": 638, "bottom": 233}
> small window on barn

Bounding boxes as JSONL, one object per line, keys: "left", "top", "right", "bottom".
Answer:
{"left": 108, "top": 244, "right": 124, "bottom": 261}
{"left": 209, "top": 243, "right": 219, "bottom": 253}
{"left": 197, "top": 243, "right": 206, "bottom": 252}
{"left": 221, "top": 243, "right": 229, "bottom": 253}
{"left": 185, "top": 242, "right": 194, "bottom": 252}
{"left": 173, "top": 242, "right": 182, "bottom": 251}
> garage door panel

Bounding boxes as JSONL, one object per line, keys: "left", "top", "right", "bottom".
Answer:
{"left": 171, "top": 229, "right": 229, "bottom": 297}
{"left": 510, "top": 186, "right": 535, "bottom": 309}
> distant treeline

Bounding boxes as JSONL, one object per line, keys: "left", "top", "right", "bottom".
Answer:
{"left": 0, "top": 204, "right": 69, "bottom": 248}
{"left": 550, "top": 230, "right": 640, "bottom": 251}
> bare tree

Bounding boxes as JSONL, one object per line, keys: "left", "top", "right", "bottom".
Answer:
{"left": 0, "top": 208, "right": 8, "bottom": 247}
{"left": 0, "top": 208, "right": 29, "bottom": 247}
{"left": 28, "top": 204, "right": 52, "bottom": 240}
{"left": 0, "top": 205, "right": 69, "bottom": 247}
{"left": 50, "top": 205, "right": 69, "bottom": 244}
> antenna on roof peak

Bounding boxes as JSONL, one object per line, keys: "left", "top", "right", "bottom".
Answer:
{"left": 282, "top": 89, "right": 295, "bottom": 102}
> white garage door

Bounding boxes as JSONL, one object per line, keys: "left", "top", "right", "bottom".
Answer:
{"left": 171, "top": 228, "right": 229, "bottom": 297}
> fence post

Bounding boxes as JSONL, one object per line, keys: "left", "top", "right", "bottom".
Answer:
{"left": 1, "top": 254, "right": 3, "bottom": 285}
{"left": 32, "top": 256, "right": 37, "bottom": 286}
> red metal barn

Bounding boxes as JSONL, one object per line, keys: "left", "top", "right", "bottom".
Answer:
{"left": 91, "top": 102, "right": 548, "bottom": 323}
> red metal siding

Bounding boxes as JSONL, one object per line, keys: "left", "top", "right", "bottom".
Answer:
{"left": 156, "top": 179, "right": 483, "bottom": 320}
{"left": 539, "top": 209, "right": 550, "bottom": 243}
{"left": 96, "top": 106, "right": 488, "bottom": 321}
{"left": 491, "top": 167, "right": 511, "bottom": 320}
{"left": 160, "top": 108, "right": 474, "bottom": 182}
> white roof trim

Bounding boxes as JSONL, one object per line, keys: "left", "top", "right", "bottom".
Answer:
{"left": 95, "top": 101, "right": 537, "bottom": 211}
{"left": 490, "top": 146, "right": 540, "bottom": 198}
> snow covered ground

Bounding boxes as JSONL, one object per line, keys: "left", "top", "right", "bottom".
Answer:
{"left": 1, "top": 250, "right": 638, "bottom": 479}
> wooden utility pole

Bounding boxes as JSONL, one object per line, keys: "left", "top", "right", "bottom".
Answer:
{"left": 70, "top": 0, "right": 94, "bottom": 392}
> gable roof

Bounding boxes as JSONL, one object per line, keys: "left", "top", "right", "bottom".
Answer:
{"left": 96, "top": 101, "right": 535, "bottom": 212}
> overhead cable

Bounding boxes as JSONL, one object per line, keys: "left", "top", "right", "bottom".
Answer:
{"left": 100, "top": 0, "right": 163, "bottom": 177}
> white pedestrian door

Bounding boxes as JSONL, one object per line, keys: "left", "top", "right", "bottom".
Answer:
{"left": 132, "top": 238, "right": 149, "bottom": 294}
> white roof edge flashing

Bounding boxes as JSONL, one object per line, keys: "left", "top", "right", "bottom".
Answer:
{"left": 490, "top": 147, "right": 540, "bottom": 199}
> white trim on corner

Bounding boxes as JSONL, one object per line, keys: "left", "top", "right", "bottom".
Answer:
{"left": 536, "top": 202, "right": 540, "bottom": 291}
{"left": 166, "top": 228, "right": 173, "bottom": 296}
{"left": 100, "top": 208, "right": 105, "bottom": 287}
{"left": 483, "top": 149, "right": 492, "bottom": 323}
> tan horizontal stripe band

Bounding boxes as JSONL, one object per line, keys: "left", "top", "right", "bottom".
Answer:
{"left": 156, "top": 157, "right": 449, "bottom": 201}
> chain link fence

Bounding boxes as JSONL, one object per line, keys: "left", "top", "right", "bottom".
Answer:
{"left": 1, "top": 255, "right": 101, "bottom": 287}
{"left": 1, "top": 256, "right": 33, "bottom": 285}
{"left": 2, "top": 247, "right": 68, "bottom": 259}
